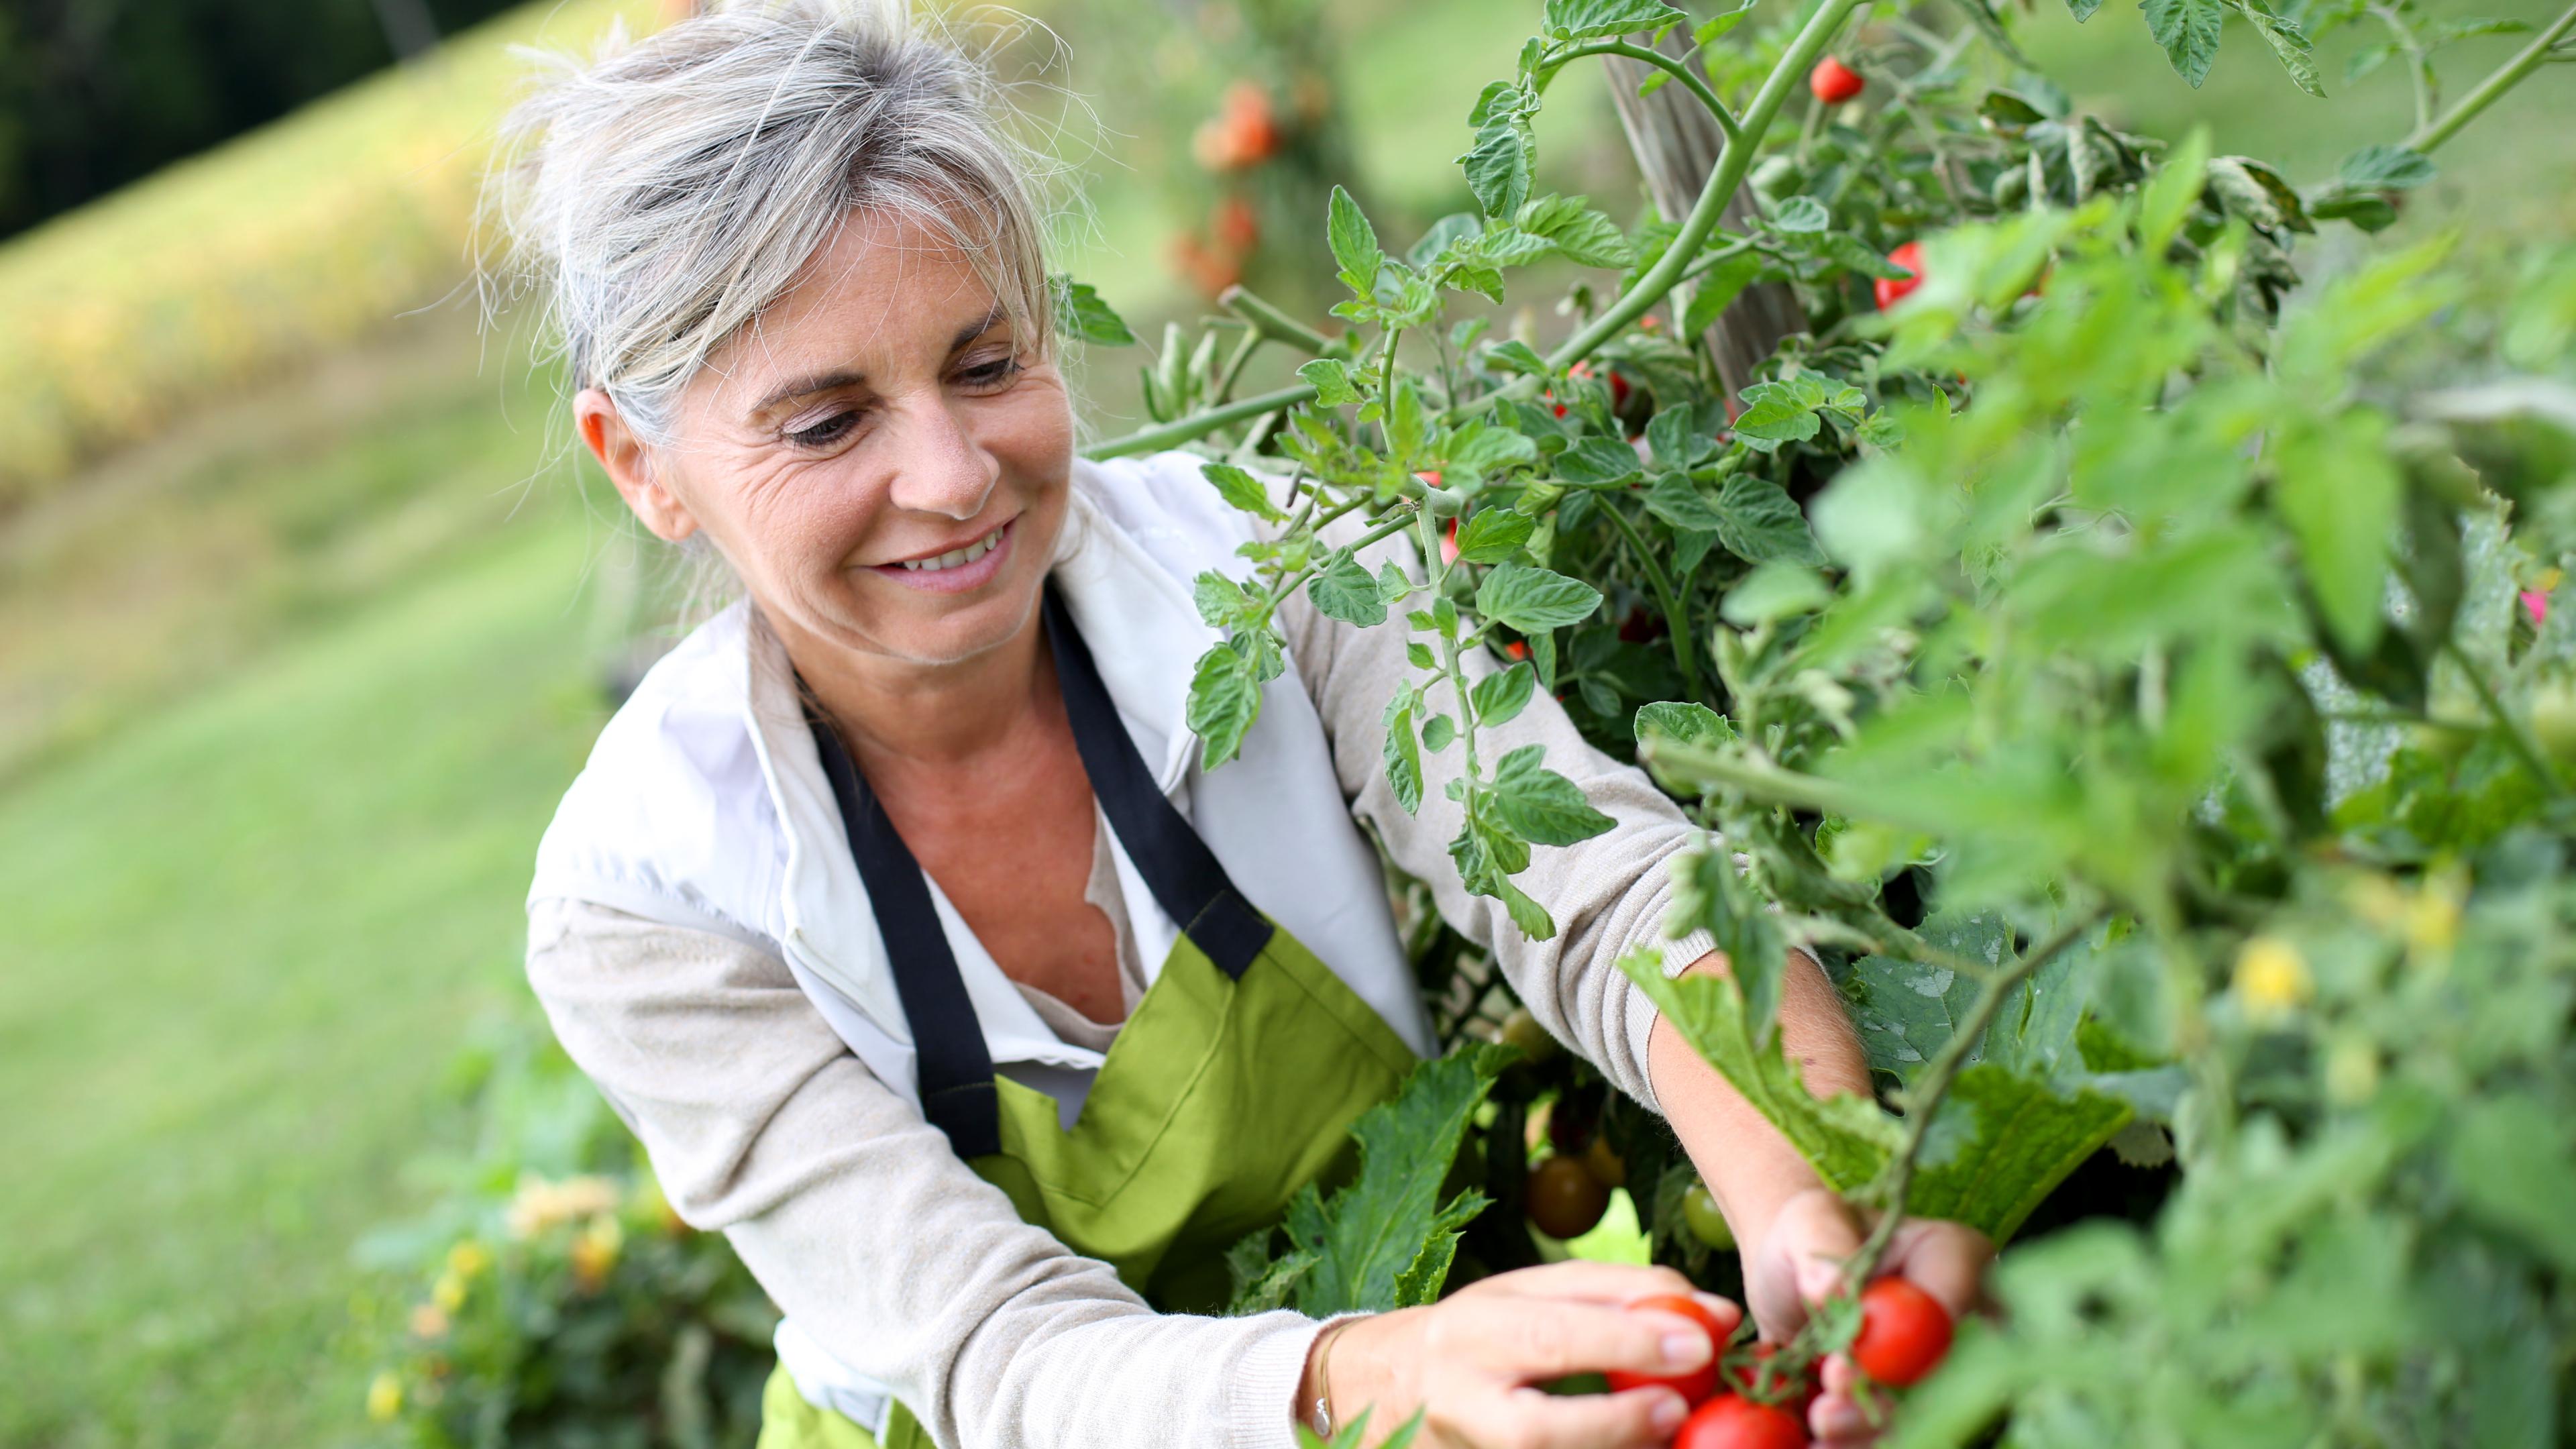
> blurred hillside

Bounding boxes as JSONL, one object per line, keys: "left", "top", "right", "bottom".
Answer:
{"left": 0, "top": 1, "right": 2569, "bottom": 1446}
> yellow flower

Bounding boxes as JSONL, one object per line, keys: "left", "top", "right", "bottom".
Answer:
{"left": 366, "top": 1371, "right": 404, "bottom": 1422}
{"left": 504, "top": 1174, "right": 622, "bottom": 1240}
{"left": 445, "top": 1240, "right": 490, "bottom": 1280}
{"left": 2406, "top": 873, "right": 2463, "bottom": 957}
{"left": 409, "top": 1303, "right": 451, "bottom": 1340}
{"left": 431, "top": 1270, "right": 467, "bottom": 1314}
{"left": 571, "top": 1216, "right": 625, "bottom": 1292}
{"left": 2234, "top": 936, "right": 2312, "bottom": 1024}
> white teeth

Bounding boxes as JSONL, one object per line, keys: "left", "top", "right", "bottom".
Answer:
{"left": 899, "top": 525, "right": 1005, "bottom": 572}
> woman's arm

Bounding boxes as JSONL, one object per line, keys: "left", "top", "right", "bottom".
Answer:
{"left": 523, "top": 896, "right": 1317, "bottom": 1449}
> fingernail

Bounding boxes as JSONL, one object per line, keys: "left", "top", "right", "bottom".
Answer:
{"left": 1661, "top": 1332, "right": 1709, "bottom": 1367}
{"left": 1650, "top": 1395, "right": 1688, "bottom": 1432}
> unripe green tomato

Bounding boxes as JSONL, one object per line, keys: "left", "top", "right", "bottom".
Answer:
{"left": 2532, "top": 678, "right": 2576, "bottom": 765}
{"left": 1682, "top": 1181, "right": 1734, "bottom": 1250}
{"left": 1499, "top": 1007, "right": 1560, "bottom": 1064}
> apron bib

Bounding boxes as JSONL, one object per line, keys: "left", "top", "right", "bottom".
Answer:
{"left": 757, "top": 588, "right": 1419, "bottom": 1449}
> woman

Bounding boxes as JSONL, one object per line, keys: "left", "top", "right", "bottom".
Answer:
{"left": 503, "top": 5, "right": 1988, "bottom": 1447}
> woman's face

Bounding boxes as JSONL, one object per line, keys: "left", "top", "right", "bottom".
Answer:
{"left": 581, "top": 208, "right": 1075, "bottom": 672}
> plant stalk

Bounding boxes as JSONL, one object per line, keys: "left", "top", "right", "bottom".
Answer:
{"left": 1220, "top": 284, "right": 1338, "bottom": 354}
{"left": 1083, "top": 382, "right": 1313, "bottom": 460}
{"left": 1599, "top": 496, "right": 1703, "bottom": 697}
{"left": 2404, "top": 0, "right": 2576, "bottom": 154}
{"left": 1554, "top": 39, "right": 1742, "bottom": 143}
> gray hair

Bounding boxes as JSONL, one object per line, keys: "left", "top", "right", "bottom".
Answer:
{"left": 487, "top": 0, "right": 1060, "bottom": 445}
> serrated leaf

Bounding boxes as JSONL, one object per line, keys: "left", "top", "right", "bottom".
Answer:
{"left": 1732, "top": 378, "right": 1828, "bottom": 449}
{"left": 1515, "top": 195, "right": 1637, "bottom": 268}
{"left": 1634, "top": 700, "right": 1735, "bottom": 751}
{"left": 1442, "top": 423, "right": 1540, "bottom": 485}
{"left": 1544, "top": 0, "right": 1690, "bottom": 42}
{"left": 1492, "top": 744, "right": 1616, "bottom": 846}
{"left": 1382, "top": 696, "right": 1424, "bottom": 815}
{"left": 1327, "top": 185, "right": 1383, "bottom": 292}
{"left": 1202, "top": 462, "right": 1287, "bottom": 523}
{"left": 1299, "top": 358, "right": 1361, "bottom": 407}
{"left": 2338, "top": 144, "right": 2434, "bottom": 190}
{"left": 1472, "top": 661, "right": 1538, "bottom": 727}
{"left": 1289, "top": 1044, "right": 1513, "bottom": 1315}
{"left": 1477, "top": 563, "right": 1605, "bottom": 632}
{"left": 1714, "top": 474, "right": 1827, "bottom": 565}
{"left": 1455, "top": 506, "right": 1536, "bottom": 564}
{"left": 1646, "top": 405, "right": 1714, "bottom": 470}
{"left": 1193, "top": 570, "right": 1256, "bottom": 630}
{"left": 1624, "top": 948, "right": 1903, "bottom": 1189}
{"left": 1458, "top": 120, "right": 1536, "bottom": 221}
{"left": 1408, "top": 211, "right": 1484, "bottom": 270}
{"left": 1644, "top": 473, "right": 1728, "bottom": 532}
{"left": 1904, "top": 1064, "right": 2133, "bottom": 1241}
{"left": 1223, "top": 1231, "right": 1317, "bottom": 1315}
{"left": 2233, "top": 0, "right": 2324, "bottom": 97}
{"left": 2141, "top": 0, "right": 2226, "bottom": 87}
{"left": 1309, "top": 551, "right": 1389, "bottom": 627}
{"left": 1387, "top": 378, "right": 1429, "bottom": 464}
{"left": 1048, "top": 274, "right": 1136, "bottom": 345}
{"left": 1555, "top": 435, "right": 1646, "bottom": 484}
{"left": 1770, "top": 195, "right": 1831, "bottom": 233}
{"left": 1188, "top": 641, "right": 1263, "bottom": 770}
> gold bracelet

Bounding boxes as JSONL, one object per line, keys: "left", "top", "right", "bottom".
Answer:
{"left": 1307, "top": 1316, "right": 1359, "bottom": 1440}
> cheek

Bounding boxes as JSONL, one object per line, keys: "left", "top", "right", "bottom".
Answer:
{"left": 712, "top": 456, "right": 886, "bottom": 583}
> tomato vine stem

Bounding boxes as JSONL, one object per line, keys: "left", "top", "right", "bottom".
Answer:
{"left": 2403, "top": 0, "right": 2576, "bottom": 155}
{"left": 1550, "top": 39, "right": 1741, "bottom": 144}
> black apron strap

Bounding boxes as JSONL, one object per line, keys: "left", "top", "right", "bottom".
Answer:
{"left": 807, "top": 706, "right": 1003, "bottom": 1160}
{"left": 800, "top": 584, "right": 1273, "bottom": 1156}
{"left": 1041, "top": 585, "right": 1272, "bottom": 980}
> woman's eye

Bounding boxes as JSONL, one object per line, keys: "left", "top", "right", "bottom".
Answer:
{"left": 958, "top": 357, "right": 1022, "bottom": 390}
{"left": 786, "top": 411, "right": 859, "bottom": 448}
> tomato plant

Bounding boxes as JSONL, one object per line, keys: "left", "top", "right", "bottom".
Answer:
{"left": 1074, "top": 0, "right": 2576, "bottom": 1443}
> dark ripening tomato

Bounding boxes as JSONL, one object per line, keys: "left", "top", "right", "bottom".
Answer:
{"left": 1525, "top": 1154, "right": 1611, "bottom": 1239}
{"left": 1875, "top": 239, "right": 1925, "bottom": 311}
{"left": 1605, "top": 1293, "right": 1727, "bottom": 1406}
{"left": 1851, "top": 1277, "right": 1953, "bottom": 1387}
{"left": 1674, "top": 1394, "right": 1806, "bottom": 1449}
{"left": 1809, "top": 56, "right": 1864, "bottom": 104}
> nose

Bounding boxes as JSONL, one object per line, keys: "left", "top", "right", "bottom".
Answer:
{"left": 882, "top": 388, "right": 999, "bottom": 522}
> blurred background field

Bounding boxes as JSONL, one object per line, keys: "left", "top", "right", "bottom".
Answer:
{"left": 0, "top": 0, "right": 2567, "bottom": 1444}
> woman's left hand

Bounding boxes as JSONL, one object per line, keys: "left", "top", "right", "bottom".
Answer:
{"left": 1740, "top": 1187, "right": 1991, "bottom": 1446}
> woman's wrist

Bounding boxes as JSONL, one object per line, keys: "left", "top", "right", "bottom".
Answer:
{"left": 1295, "top": 1311, "right": 1414, "bottom": 1442}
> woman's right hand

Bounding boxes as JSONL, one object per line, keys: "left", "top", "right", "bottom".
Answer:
{"left": 1303, "top": 1262, "right": 1739, "bottom": 1449}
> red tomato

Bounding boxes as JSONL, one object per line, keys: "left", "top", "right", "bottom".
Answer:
{"left": 1213, "top": 197, "right": 1260, "bottom": 252}
{"left": 1503, "top": 639, "right": 1531, "bottom": 661}
{"left": 1605, "top": 1293, "right": 1728, "bottom": 1406}
{"left": 1874, "top": 239, "right": 1925, "bottom": 311}
{"left": 1569, "top": 360, "right": 1631, "bottom": 409}
{"left": 1809, "top": 56, "right": 1865, "bottom": 104}
{"left": 1524, "top": 1155, "right": 1610, "bottom": 1238}
{"left": 1440, "top": 518, "right": 1460, "bottom": 566}
{"left": 1674, "top": 1393, "right": 1806, "bottom": 1449}
{"left": 1851, "top": 1277, "right": 1953, "bottom": 1387}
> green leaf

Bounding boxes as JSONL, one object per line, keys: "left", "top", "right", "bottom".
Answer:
{"left": 1454, "top": 506, "right": 1536, "bottom": 564}
{"left": 1491, "top": 745, "right": 1615, "bottom": 847}
{"left": 1902, "top": 1063, "right": 2133, "bottom": 1241}
{"left": 2233, "top": 0, "right": 2325, "bottom": 97}
{"left": 1722, "top": 563, "right": 1833, "bottom": 625}
{"left": 1623, "top": 948, "right": 1903, "bottom": 1189}
{"left": 1732, "top": 378, "right": 1829, "bottom": 450}
{"left": 1193, "top": 570, "right": 1256, "bottom": 631}
{"left": 1202, "top": 462, "right": 1287, "bottom": 523}
{"left": 1458, "top": 119, "right": 1537, "bottom": 221}
{"left": 1555, "top": 435, "right": 1645, "bottom": 484}
{"left": 1646, "top": 405, "right": 1715, "bottom": 470}
{"left": 1287, "top": 1044, "right": 1513, "bottom": 1316}
{"left": 1299, "top": 358, "right": 1361, "bottom": 407}
{"left": 1421, "top": 713, "right": 1457, "bottom": 751}
{"left": 1387, "top": 378, "right": 1429, "bottom": 464}
{"left": 2141, "top": 0, "right": 2226, "bottom": 86}
{"left": 1327, "top": 185, "right": 1384, "bottom": 292}
{"left": 1681, "top": 253, "right": 1764, "bottom": 336}
{"left": 1472, "top": 661, "right": 1538, "bottom": 727}
{"left": 1714, "top": 474, "right": 1827, "bottom": 566}
{"left": 1514, "top": 195, "right": 1637, "bottom": 268}
{"left": 1543, "top": 0, "right": 1690, "bottom": 42}
{"left": 1483, "top": 339, "right": 1551, "bottom": 376}
{"left": 2273, "top": 413, "right": 2398, "bottom": 656}
{"left": 1047, "top": 274, "right": 1136, "bottom": 345}
{"left": 1770, "top": 195, "right": 1831, "bottom": 233}
{"left": 2337, "top": 144, "right": 2434, "bottom": 190}
{"left": 1187, "top": 642, "right": 1263, "bottom": 770}
{"left": 1383, "top": 694, "right": 1424, "bottom": 814}
{"left": 1309, "top": 551, "right": 1389, "bottom": 627}
{"left": 1477, "top": 563, "right": 1605, "bottom": 632}
{"left": 2448, "top": 1093, "right": 2576, "bottom": 1274}
{"left": 1644, "top": 473, "right": 1727, "bottom": 533}
{"left": 1633, "top": 700, "right": 1735, "bottom": 750}
{"left": 1223, "top": 1232, "right": 1317, "bottom": 1315}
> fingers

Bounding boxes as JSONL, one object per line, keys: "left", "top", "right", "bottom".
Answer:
{"left": 1432, "top": 1297, "right": 1713, "bottom": 1381}
{"left": 1809, "top": 1354, "right": 1874, "bottom": 1444}
{"left": 1443, "top": 1385, "right": 1686, "bottom": 1449}
{"left": 1880, "top": 1220, "right": 1994, "bottom": 1318}
{"left": 1479, "top": 1259, "right": 1701, "bottom": 1305}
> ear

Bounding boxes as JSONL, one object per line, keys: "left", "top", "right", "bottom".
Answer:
{"left": 575, "top": 388, "right": 700, "bottom": 543}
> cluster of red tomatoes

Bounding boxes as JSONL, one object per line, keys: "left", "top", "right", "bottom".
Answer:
{"left": 1175, "top": 81, "right": 1285, "bottom": 296}
{"left": 1604, "top": 1283, "right": 1954, "bottom": 1449}
{"left": 1805, "top": 57, "right": 1931, "bottom": 313}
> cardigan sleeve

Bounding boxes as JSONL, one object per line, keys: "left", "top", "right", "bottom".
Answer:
{"left": 521, "top": 895, "right": 1321, "bottom": 1449}
{"left": 1273, "top": 520, "right": 1717, "bottom": 1116}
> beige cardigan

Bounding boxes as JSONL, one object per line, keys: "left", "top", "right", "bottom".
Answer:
{"left": 525, "top": 554, "right": 1719, "bottom": 1449}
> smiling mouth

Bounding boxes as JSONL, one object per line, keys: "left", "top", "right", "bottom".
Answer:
{"left": 892, "top": 521, "right": 1008, "bottom": 573}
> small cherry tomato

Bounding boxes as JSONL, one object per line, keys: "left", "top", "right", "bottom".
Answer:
{"left": 1582, "top": 1134, "right": 1626, "bottom": 1189}
{"left": 1441, "top": 518, "right": 1460, "bottom": 566}
{"left": 1875, "top": 239, "right": 1925, "bottom": 311}
{"left": 1213, "top": 197, "right": 1260, "bottom": 252}
{"left": 1605, "top": 1292, "right": 1728, "bottom": 1406}
{"left": 1525, "top": 1154, "right": 1611, "bottom": 1239}
{"left": 1809, "top": 56, "right": 1865, "bottom": 104}
{"left": 1681, "top": 1182, "right": 1734, "bottom": 1250}
{"left": 1851, "top": 1277, "right": 1953, "bottom": 1387}
{"left": 1503, "top": 639, "right": 1531, "bottom": 661}
{"left": 1674, "top": 1393, "right": 1806, "bottom": 1449}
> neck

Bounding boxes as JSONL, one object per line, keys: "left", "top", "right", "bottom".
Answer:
{"left": 772, "top": 600, "right": 1051, "bottom": 771}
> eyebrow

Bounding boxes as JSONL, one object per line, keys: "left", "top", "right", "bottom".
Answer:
{"left": 751, "top": 305, "right": 1010, "bottom": 416}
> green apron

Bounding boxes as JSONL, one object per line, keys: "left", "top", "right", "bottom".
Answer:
{"left": 757, "top": 586, "right": 1420, "bottom": 1449}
